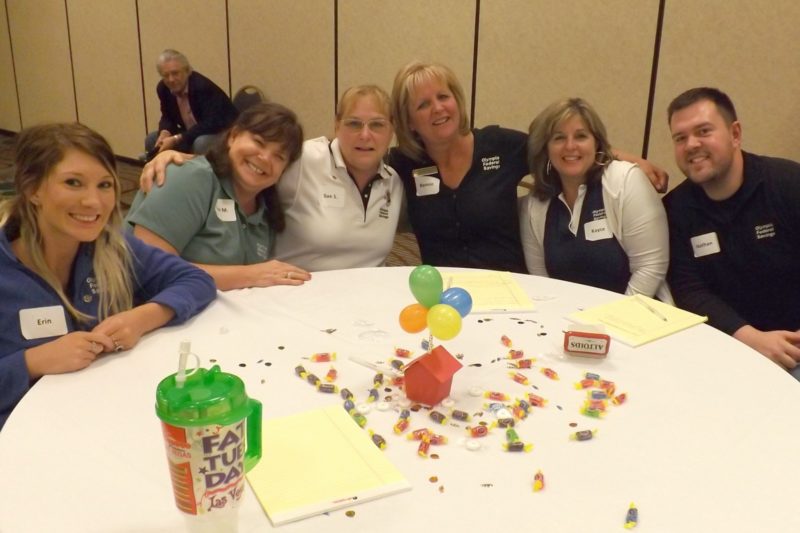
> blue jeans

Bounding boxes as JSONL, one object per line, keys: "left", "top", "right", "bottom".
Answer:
{"left": 144, "top": 131, "right": 220, "bottom": 155}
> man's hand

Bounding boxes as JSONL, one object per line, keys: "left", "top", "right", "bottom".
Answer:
{"left": 139, "top": 149, "right": 192, "bottom": 192}
{"left": 612, "top": 149, "right": 670, "bottom": 193}
{"left": 733, "top": 325, "right": 800, "bottom": 371}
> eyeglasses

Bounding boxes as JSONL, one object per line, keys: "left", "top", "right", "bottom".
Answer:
{"left": 341, "top": 118, "right": 390, "bottom": 133}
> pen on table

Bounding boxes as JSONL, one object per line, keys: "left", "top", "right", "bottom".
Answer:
{"left": 635, "top": 295, "right": 668, "bottom": 322}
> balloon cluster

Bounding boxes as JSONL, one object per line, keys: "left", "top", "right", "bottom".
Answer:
{"left": 399, "top": 266, "right": 472, "bottom": 341}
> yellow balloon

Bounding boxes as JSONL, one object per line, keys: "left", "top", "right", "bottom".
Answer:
{"left": 427, "top": 304, "right": 462, "bottom": 340}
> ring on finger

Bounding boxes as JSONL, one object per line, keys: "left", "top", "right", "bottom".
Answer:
{"left": 286, "top": 272, "right": 293, "bottom": 280}
{"left": 90, "top": 341, "right": 100, "bottom": 354}
{"left": 113, "top": 340, "right": 124, "bottom": 352}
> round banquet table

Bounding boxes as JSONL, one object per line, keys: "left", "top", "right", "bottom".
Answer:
{"left": 1, "top": 267, "right": 798, "bottom": 533}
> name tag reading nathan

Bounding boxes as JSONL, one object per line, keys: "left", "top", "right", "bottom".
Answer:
{"left": 584, "top": 219, "right": 612, "bottom": 241}
{"left": 320, "top": 190, "right": 345, "bottom": 208}
{"left": 215, "top": 199, "right": 237, "bottom": 222}
{"left": 690, "top": 232, "right": 721, "bottom": 258}
{"left": 20, "top": 305, "right": 69, "bottom": 340}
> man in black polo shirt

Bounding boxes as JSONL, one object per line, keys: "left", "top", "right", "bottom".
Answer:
{"left": 663, "top": 87, "right": 800, "bottom": 379}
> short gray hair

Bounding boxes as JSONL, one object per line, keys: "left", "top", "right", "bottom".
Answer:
{"left": 156, "top": 49, "right": 191, "bottom": 74}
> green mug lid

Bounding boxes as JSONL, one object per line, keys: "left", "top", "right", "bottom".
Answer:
{"left": 155, "top": 365, "right": 252, "bottom": 426}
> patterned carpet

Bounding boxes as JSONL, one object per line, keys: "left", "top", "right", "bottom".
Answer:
{"left": 0, "top": 131, "right": 420, "bottom": 266}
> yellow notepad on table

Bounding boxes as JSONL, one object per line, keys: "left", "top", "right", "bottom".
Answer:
{"left": 247, "top": 404, "right": 410, "bottom": 526}
{"left": 445, "top": 271, "right": 535, "bottom": 313}
{"left": 567, "top": 295, "right": 707, "bottom": 347}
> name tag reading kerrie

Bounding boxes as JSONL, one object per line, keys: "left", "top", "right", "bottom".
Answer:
{"left": 584, "top": 219, "right": 612, "bottom": 241}
{"left": 414, "top": 175, "right": 440, "bottom": 196}
{"left": 690, "top": 232, "right": 721, "bottom": 258}
{"left": 215, "top": 199, "right": 237, "bottom": 222}
{"left": 320, "top": 190, "right": 345, "bottom": 208}
{"left": 20, "top": 305, "right": 68, "bottom": 340}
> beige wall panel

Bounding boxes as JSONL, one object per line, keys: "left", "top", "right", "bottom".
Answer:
{"left": 229, "top": 0, "right": 333, "bottom": 139}
{"left": 338, "top": 0, "right": 476, "bottom": 131}
{"left": 68, "top": 0, "right": 145, "bottom": 158}
{"left": 649, "top": 1, "right": 800, "bottom": 190}
{"left": 477, "top": 0, "right": 658, "bottom": 158}
{"left": 0, "top": 2, "right": 20, "bottom": 131}
{"left": 138, "top": 0, "right": 229, "bottom": 134}
{"left": 7, "top": 0, "right": 76, "bottom": 126}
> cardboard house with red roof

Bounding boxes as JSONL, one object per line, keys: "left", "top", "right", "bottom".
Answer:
{"left": 403, "top": 346, "right": 463, "bottom": 406}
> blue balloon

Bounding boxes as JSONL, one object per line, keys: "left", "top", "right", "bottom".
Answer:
{"left": 440, "top": 287, "right": 472, "bottom": 317}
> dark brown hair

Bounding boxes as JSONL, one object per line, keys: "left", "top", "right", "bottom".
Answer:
{"left": 206, "top": 102, "right": 304, "bottom": 232}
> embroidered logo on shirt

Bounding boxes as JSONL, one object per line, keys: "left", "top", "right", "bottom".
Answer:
{"left": 256, "top": 242, "right": 268, "bottom": 259}
{"left": 481, "top": 156, "right": 500, "bottom": 171}
{"left": 86, "top": 276, "right": 98, "bottom": 295}
{"left": 591, "top": 208, "right": 606, "bottom": 221}
{"left": 754, "top": 223, "right": 775, "bottom": 240}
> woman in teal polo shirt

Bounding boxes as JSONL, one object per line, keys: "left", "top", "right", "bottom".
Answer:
{"left": 126, "top": 102, "right": 311, "bottom": 290}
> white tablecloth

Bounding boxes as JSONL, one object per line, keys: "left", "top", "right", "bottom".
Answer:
{"left": 1, "top": 267, "right": 798, "bottom": 533}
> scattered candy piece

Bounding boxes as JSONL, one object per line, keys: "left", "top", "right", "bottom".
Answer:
{"left": 527, "top": 393, "right": 548, "bottom": 407}
{"left": 393, "top": 417, "right": 410, "bottom": 434}
{"left": 340, "top": 388, "right": 354, "bottom": 400}
{"left": 325, "top": 367, "right": 337, "bottom": 382}
{"left": 441, "top": 398, "right": 455, "bottom": 408}
{"left": 509, "top": 358, "right": 535, "bottom": 369}
{"left": 417, "top": 436, "right": 431, "bottom": 458}
{"left": 574, "top": 378, "right": 597, "bottom": 390}
{"left": 468, "top": 386, "right": 483, "bottom": 397}
{"left": 612, "top": 393, "right": 628, "bottom": 406}
{"left": 395, "top": 347, "right": 412, "bottom": 358}
{"left": 505, "top": 428, "right": 520, "bottom": 442}
{"left": 570, "top": 429, "right": 598, "bottom": 441}
{"left": 503, "top": 441, "right": 533, "bottom": 452}
{"left": 540, "top": 367, "right": 559, "bottom": 380}
{"left": 306, "top": 373, "right": 321, "bottom": 386}
{"left": 429, "top": 410, "right": 447, "bottom": 425}
{"left": 316, "top": 383, "right": 338, "bottom": 394}
{"left": 501, "top": 335, "right": 512, "bottom": 347}
{"left": 369, "top": 430, "right": 387, "bottom": 450}
{"left": 356, "top": 403, "right": 371, "bottom": 414}
{"left": 484, "top": 391, "right": 510, "bottom": 401}
{"left": 367, "top": 387, "right": 379, "bottom": 402}
{"left": 509, "top": 372, "right": 529, "bottom": 385}
{"left": 533, "top": 470, "right": 545, "bottom": 492}
{"left": 624, "top": 502, "right": 638, "bottom": 529}
{"left": 506, "top": 349, "right": 524, "bottom": 360}
{"left": 310, "top": 352, "right": 336, "bottom": 362}
{"left": 466, "top": 425, "right": 489, "bottom": 438}
{"left": 408, "top": 428, "right": 432, "bottom": 441}
{"left": 294, "top": 365, "right": 306, "bottom": 377}
{"left": 451, "top": 409, "right": 471, "bottom": 422}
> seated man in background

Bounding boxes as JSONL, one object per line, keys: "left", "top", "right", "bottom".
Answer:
{"left": 663, "top": 87, "right": 800, "bottom": 379}
{"left": 145, "top": 49, "right": 238, "bottom": 157}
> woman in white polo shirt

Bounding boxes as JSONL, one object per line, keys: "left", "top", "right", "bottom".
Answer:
{"left": 140, "top": 85, "right": 403, "bottom": 272}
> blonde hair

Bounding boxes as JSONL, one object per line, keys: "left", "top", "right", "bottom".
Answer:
{"left": 0, "top": 123, "right": 133, "bottom": 322}
{"left": 528, "top": 98, "right": 615, "bottom": 201}
{"left": 391, "top": 61, "right": 470, "bottom": 161}
{"left": 336, "top": 85, "right": 392, "bottom": 122}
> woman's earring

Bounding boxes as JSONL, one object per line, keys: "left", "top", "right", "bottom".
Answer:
{"left": 595, "top": 151, "right": 610, "bottom": 166}
{"left": 546, "top": 159, "right": 552, "bottom": 175}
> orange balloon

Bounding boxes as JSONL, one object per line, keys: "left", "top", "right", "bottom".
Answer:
{"left": 399, "top": 303, "right": 428, "bottom": 333}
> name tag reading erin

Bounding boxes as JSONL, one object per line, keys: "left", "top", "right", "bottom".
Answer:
{"left": 690, "top": 232, "right": 721, "bottom": 258}
{"left": 20, "top": 305, "right": 68, "bottom": 340}
{"left": 320, "top": 190, "right": 345, "bottom": 208}
{"left": 215, "top": 199, "right": 237, "bottom": 222}
{"left": 584, "top": 219, "right": 612, "bottom": 241}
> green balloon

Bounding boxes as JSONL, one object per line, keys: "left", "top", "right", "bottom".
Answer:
{"left": 409, "top": 265, "right": 443, "bottom": 308}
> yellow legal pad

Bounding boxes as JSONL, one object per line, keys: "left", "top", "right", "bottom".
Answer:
{"left": 567, "top": 295, "right": 707, "bottom": 347}
{"left": 247, "top": 404, "right": 411, "bottom": 526}
{"left": 444, "top": 271, "right": 535, "bottom": 313}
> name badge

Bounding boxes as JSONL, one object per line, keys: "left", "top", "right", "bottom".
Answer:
{"left": 20, "top": 305, "right": 69, "bottom": 340}
{"left": 414, "top": 175, "right": 440, "bottom": 196}
{"left": 321, "top": 190, "right": 344, "bottom": 208}
{"left": 691, "top": 232, "right": 721, "bottom": 258}
{"left": 215, "top": 199, "right": 237, "bottom": 222}
{"left": 584, "top": 219, "right": 612, "bottom": 241}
